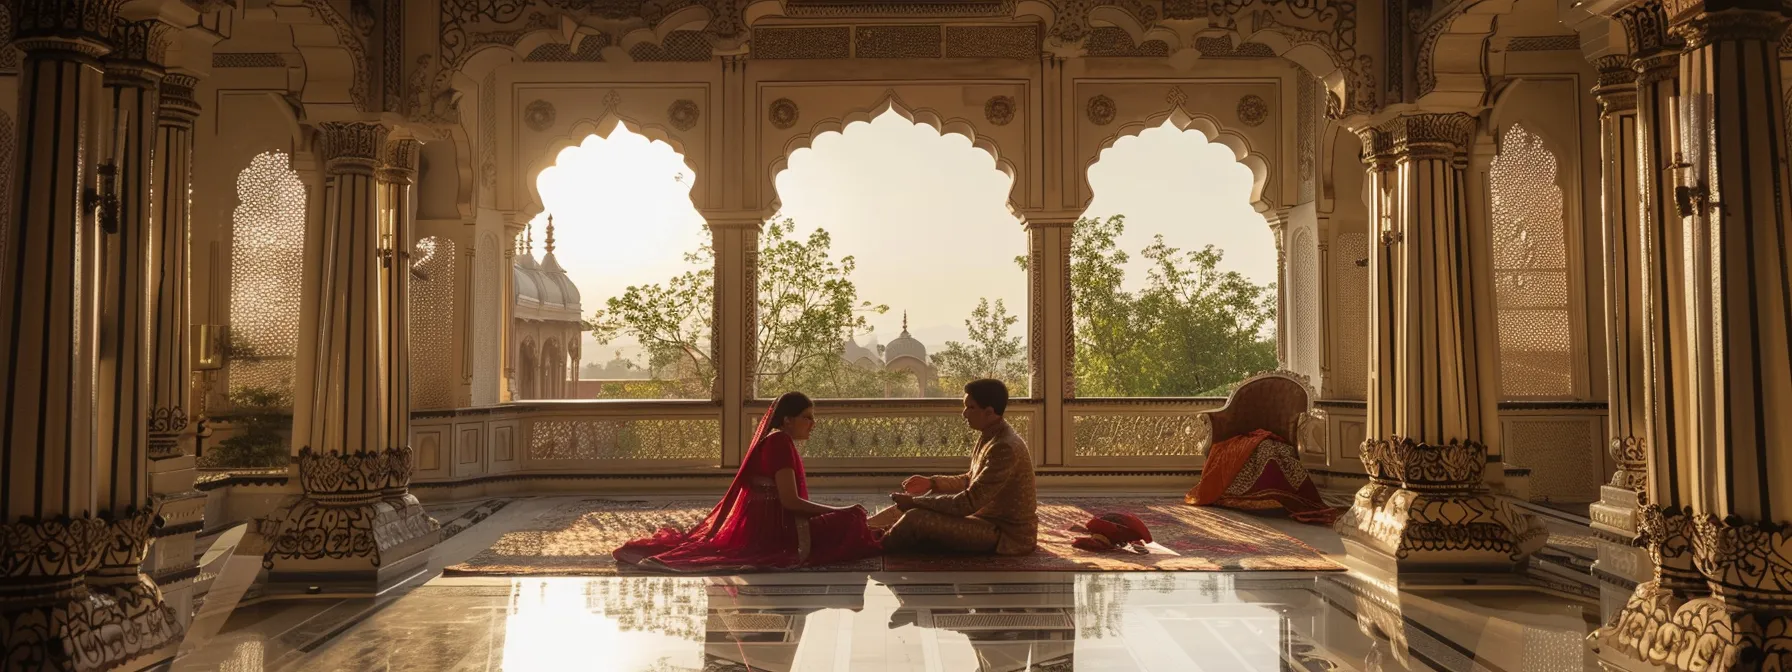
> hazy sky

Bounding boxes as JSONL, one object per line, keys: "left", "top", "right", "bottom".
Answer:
{"left": 531, "top": 112, "right": 1275, "bottom": 369}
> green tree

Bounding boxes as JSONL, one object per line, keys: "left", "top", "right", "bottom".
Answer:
{"left": 1067, "top": 215, "right": 1276, "bottom": 397}
{"left": 932, "top": 297, "right": 1028, "bottom": 395}
{"left": 586, "top": 218, "right": 891, "bottom": 399}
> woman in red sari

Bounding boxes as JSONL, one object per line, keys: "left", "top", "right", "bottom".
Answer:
{"left": 614, "top": 392, "right": 883, "bottom": 571}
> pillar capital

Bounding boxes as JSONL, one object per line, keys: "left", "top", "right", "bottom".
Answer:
{"left": 1669, "top": 5, "right": 1791, "bottom": 47}
{"left": 158, "top": 73, "right": 200, "bottom": 125}
{"left": 1355, "top": 112, "right": 1478, "bottom": 164}
{"left": 1591, "top": 55, "right": 1639, "bottom": 114}
{"left": 700, "top": 210, "right": 772, "bottom": 230}
{"left": 317, "top": 121, "right": 391, "bottom": 174}
{"left": 102, "top": 18, "right": 172, "bottom": 75}
{"left": 1018, "top": 210, "right": 1080, "bottom": 230}
{"left": 377, "top": 138, "right": 420, "bottom": 183}
{"left": 1612, "top": 0, "right": 1684, "bottom": 57}
{"left": 8, "top": 0, "right": 126, "bottom": 58}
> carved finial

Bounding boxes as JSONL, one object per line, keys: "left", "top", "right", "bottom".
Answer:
{"left": 902, "top": 311, "right": 908, "bottom": 333}
{"left": 525, "top": 224, "right": 534, "bottom": 255}
{"left": 544, "top": 214, "right": 556, "bottom": 254}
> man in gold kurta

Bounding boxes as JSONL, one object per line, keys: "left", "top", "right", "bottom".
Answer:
{"left": 871, "top": 379, "right": 1039, "bottom": 556}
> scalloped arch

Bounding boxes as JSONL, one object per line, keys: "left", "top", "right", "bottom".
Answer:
{"left": 1084, "top": 108, "right": 1274, "bottom": 214}
{"left": 765, "top": 94, "right": 1021, "bottom": 216}
{"left": 519, "top": 112, "right": 700, "bottom": 220}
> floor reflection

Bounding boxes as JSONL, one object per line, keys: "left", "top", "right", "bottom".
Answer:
{"left": 189, "top": 570, "right": 1601, "bottom": 671}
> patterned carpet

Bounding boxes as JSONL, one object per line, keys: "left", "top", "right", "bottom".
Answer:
{"left": 445, "top": 497, "right": 1344, "bottom": 576}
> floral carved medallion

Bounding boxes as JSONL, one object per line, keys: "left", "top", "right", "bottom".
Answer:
{"left": 1086, "top": 95, "right": 1116, "bottom": 126}
{"left": 769, "top": 98, "right": 799, "bottom": 130}
{"left": 1236, "top": 94, "right": 1269, "bottom": 127}
{"left": 524, "top": 99, "right": 556, "bottom": 132}
{"left": 668, "top": 99, "right": 700, "bottom": 131}
{"left": 984, "top": 95, "right": 1016, "bottom": 126}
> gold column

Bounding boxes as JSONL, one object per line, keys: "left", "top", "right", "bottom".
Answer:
{"left": 378, "top": 139, "right": 419, "bottom": 462}
{"left": 0, "top": 2, "right": 181, "bottom": 669}
{"left": 261, "top": 122, "right": 439, "bottom": 595}
{"left": 144, "top": 71, "right": 205, "bottom": 626}
{"left": 1022, "top": 211, "right": 1076, "bottom": 466}
{"left": 1335, "top": 112, "right": 1546, "bottom": 571}
{"left": 1598, "top": 2, "right": 1792, "bottom": 669}
{"left": 705, "top": 211, "right": 764, "bottom": 468}
{"left": 1588, "top": 54, "right": 1649, "bottom": 538}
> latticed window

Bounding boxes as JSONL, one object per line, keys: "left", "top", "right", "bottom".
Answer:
{"left": 1489, "top": 124, "right": 1574, "bottom": 398}
{"left": 227, "top": 151, "right": 308, "bottom": 398}
{"left": 411, "top": 237, "right": 457, "bottom": 409}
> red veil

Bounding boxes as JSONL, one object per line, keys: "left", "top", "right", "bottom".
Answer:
{"left": 613, "top": 394, "right": 880, "bottom": 571}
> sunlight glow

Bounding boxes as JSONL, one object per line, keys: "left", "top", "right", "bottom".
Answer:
{"left": 530, "top": 123, "right": 708, "bottom": 365}
{"left": 1084, "top": 121, "right": 1277, "bottom": 291}
{"left": 772, "top": 109, "right": 1026, "bottom": 349}
{"left": 500, "top": 578, "right": 704, "bottom": 671}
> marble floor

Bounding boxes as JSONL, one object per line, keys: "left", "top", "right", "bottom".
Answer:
{"left": 167, "top": 494, "right": 1607, "bottom": 672}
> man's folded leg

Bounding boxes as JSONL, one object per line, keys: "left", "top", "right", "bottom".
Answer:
{"left": 882, "top": 508, "right": 1000, "bottom": 554}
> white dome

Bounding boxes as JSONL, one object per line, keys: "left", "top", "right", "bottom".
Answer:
{"left": 885, "top": 331, "right": 926, "bottom": 364}
{"left": 538, "top": 252, "right": 582, "bottom": 311}
{"left": 883, "top": 312, "right": 927, "bottom": 364}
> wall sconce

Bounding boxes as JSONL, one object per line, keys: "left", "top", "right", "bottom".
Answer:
{"left": 85, "top": 108, "right": 126, "bottom": 234}
{"left": 192, "top": 324, "right": 225, "bottom": 372}
{"left": 378, "top": 231, "right": 396, "bottom": 268}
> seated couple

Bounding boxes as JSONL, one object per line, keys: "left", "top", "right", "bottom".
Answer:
{"left": 613, "top": 379, "right": 1036, "bottom": 572}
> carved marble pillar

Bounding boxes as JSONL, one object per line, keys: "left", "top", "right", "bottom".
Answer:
{"left": 1588, "top": 55, "right": 1649, "bottom": 540}
{"left": 1266, "top": 209, "right": 1290, "bottom": 369}
{"left": 705, "top": 211, "right": 763, "bottom": 468}
{"left": 378, "top": 139, "right": 418, "bottom": 461}
{"left": 261, "top": 122, "right": 439, "bottom": 594}
{"left": 85, "top": 18, "right": 185, "bottom": 664}
{"left": 143, "top": 71, "right": 204, "bottom": 628}
{"left": 1334, "top": 112, "right": 1546, "bottom": 572}
{"left": 1022, "top": 211, "right": 1076, "bottom": 467}
{"left": 0, "top": 2, "right": 167, "bottom": 669}
{"left": 1597, "top": 3, "right": 1792, "bottom": 669}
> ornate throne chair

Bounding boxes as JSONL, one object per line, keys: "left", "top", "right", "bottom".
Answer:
{"left": 1195, "top": 370, "right": 1324, "bottom": 456}
{"left": 1187, "top": 370, "right": 1336, "bottom": 524}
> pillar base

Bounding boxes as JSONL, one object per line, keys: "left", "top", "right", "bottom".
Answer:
{"left": 1592, "top": 584, "right": 1791, "bottom": 672}
{"left": 261, "top": 492, "right": 441, "bottom": 596}
{"left": 1336, "top": 482, "right": 1549, "bottom": 572}
{"left": 0, "top": 513, "right": 183, "bottom": 671}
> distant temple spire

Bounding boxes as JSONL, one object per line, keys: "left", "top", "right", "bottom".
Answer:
{"left": 524, "top": 222, "right": 534, "bottom": 255}
{"left": 544, "top": 213, "right": 556, "bottom": 254}
{"left": 901, "top": 311, "right": 909, "bottom": 334}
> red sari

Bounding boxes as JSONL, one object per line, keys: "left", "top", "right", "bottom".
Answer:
{"left": 613, "top": 405, "right": 883, "bottom": 572}
{"left": 1186, "top": 429, "right": 1338, "bottom": 525}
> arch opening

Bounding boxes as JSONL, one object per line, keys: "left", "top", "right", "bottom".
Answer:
{"left": 523, "top": 122, "right": 711, "bottom": 400}
{"left": 759, "top": 108, "right": 1028, "bottom": 405}
{"left": 1075, "top": 121, "right": 1280, "bottom": 400}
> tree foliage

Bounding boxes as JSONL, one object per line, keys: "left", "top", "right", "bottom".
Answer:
{"left": 586, "top": 214, "right": 1275, "bottom": 401}
{"left": 931, "top": 298, "right": 1028, "bottom": 394}
{"left": 1068, "top": 215, "right": 1277, "bottom": 397}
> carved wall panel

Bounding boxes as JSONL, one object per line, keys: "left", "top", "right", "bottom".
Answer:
{"left": 1071, "top": 79, "right": 1285, "bottom": 211}
{"left": 753, "top": 82, "right": 1031, "bottom": 210}
{"left": 506, "top": 84, "right": 713, "bottom": 213}
{"left": 1502, "top": 417, "right": 1603, "bottom": 503}
{"left": 1330, "top": 232, "right": 1369, "bottom": 399}
{"left": 528, "top": 418, "right": 722, "bottom": 461}
{"left": 1072, "top": 413, "right": 1212, "bottom": 458}
{"left": 410, "top": 237, "right": 459, "bottom": 410}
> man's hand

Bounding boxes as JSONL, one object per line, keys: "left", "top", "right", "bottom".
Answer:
{"left": 900, "top": 475, "right": 931, "bottom": 495}
{"left": 890, "top": 493, "right": 916, "bottom": 511}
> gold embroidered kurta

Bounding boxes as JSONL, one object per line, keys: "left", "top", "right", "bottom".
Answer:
{"left": 888, "top": 420, "right": 1038, "bottom": 556}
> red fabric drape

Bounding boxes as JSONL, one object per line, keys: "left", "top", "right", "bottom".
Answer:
{"left": 613, "top": 397, "right": 881, "bottom": 571}
{"left": 1185, "top": 429, "right": 1338, "bottom": 526}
